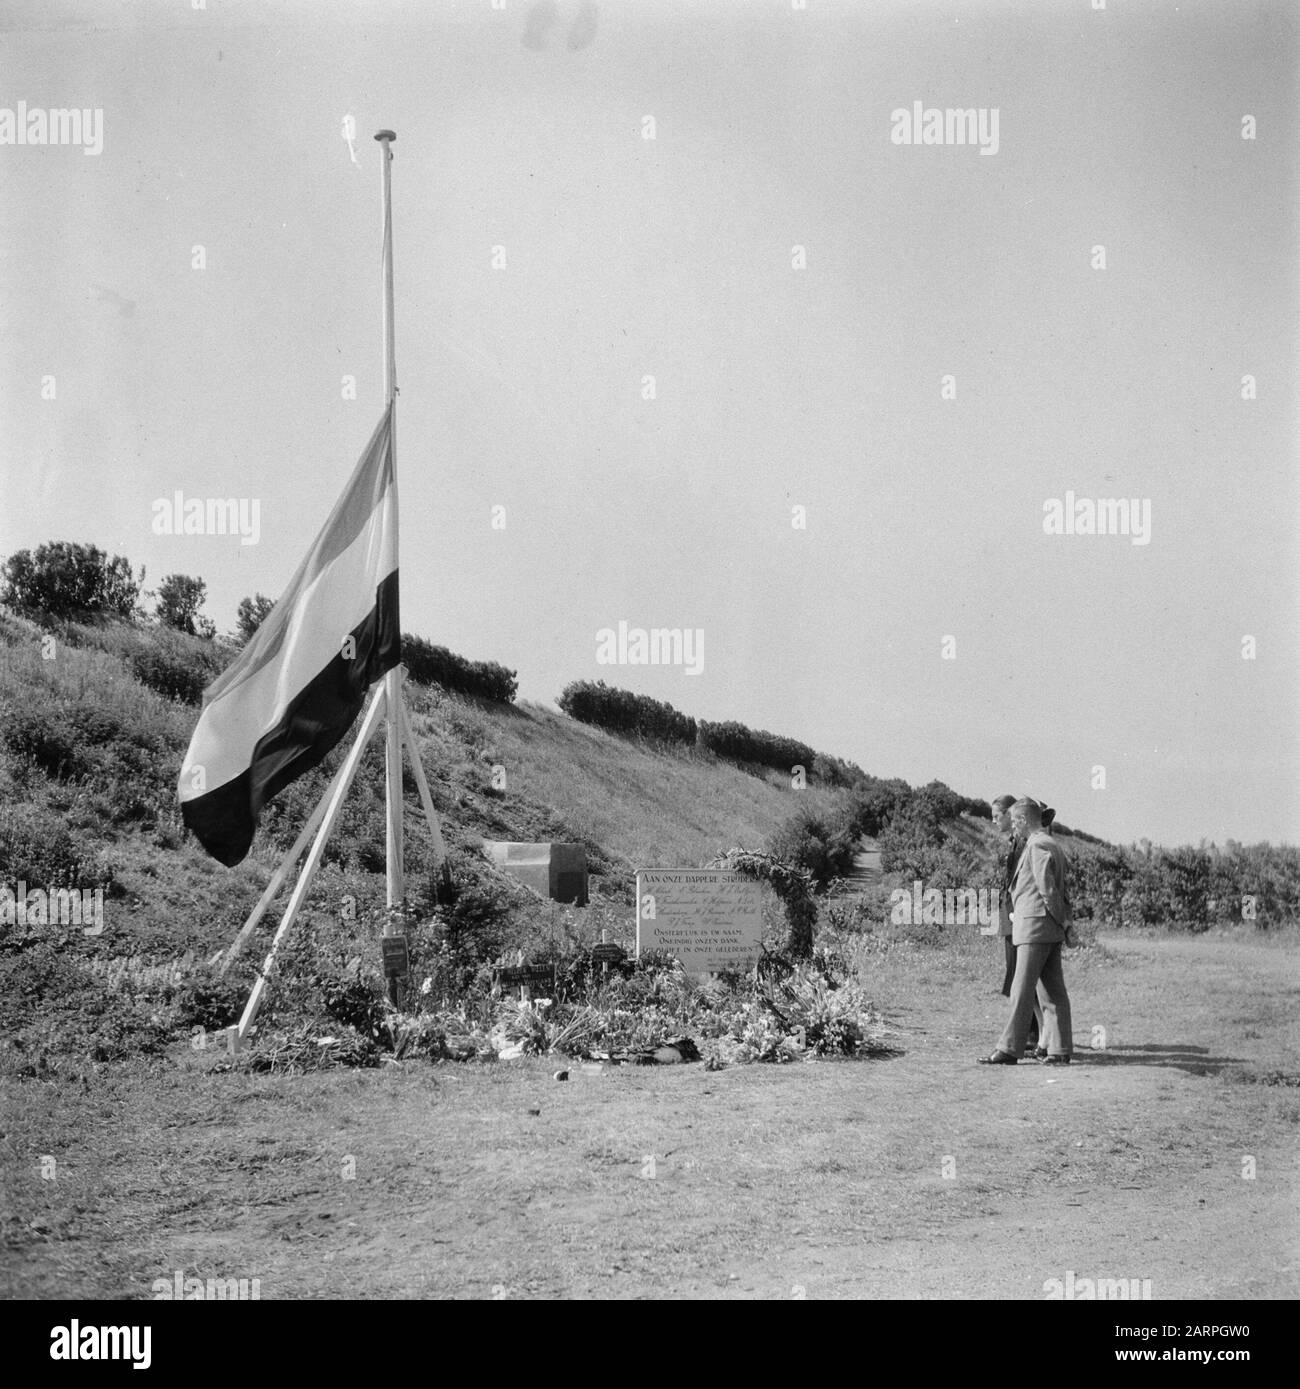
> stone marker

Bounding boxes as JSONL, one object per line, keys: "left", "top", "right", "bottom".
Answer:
{"left": 635, "top": 869, "right": 763, "bottom": 973}
{"left": 482, "top": 841, "right": 588, "bottom": 906}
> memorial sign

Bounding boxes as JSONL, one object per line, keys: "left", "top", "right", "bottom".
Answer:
{"left": 635, "top": 869, "right": 763, "bottom": 973}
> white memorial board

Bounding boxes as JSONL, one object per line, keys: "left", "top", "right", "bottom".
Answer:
{"left": 636, "top": 869, "right": 763, "bottom": 973}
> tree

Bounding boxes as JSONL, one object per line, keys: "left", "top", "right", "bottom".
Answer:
{"left": 768, "top": 806, "right": 858, "bottom": 893}
{"left": 236, "top": 593, "right": 275, "bottom": 643}
{"left": 156, "top": 573, "right": 215, "bottom": 638}
{"left": 1, "top": 541, "right": 140, "bottom": 620}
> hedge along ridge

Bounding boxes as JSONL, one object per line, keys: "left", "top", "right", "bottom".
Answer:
{"left": 556, "top": 679, "right": 697, "bottom": 744}
{"left": 557, "top": 681, "right": 819, "bottom": 776}
{"left": 402, "top": 633, "right": 518, "bottom": 704}
{"left": 697, "top": 719, "right": 815, "bottom": 776}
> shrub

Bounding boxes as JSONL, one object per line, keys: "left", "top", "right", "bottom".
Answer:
{"left": 846, "top": 778, "right": 911, "bottom": 837}
{"left": 878, "top": 809, "right": 981, "bottom": 887}
{"left": 174, "top": 970, "right": 247, "bottom": 1032}
{"left": 768, "top": 805, "right": 858, "bottom": 892}
{"left": 0, "top": 686, "right": 180, "bottom": 826}
{"left": 127, "top": 639, "right": 224, "bottom": 704}
{"left": 557, "top": 679, "right": 696, "bottom": 743}
{"left": 1, "top": 703, "right": 94, "bottom": 781}
{"left": 0, "top": 806, "right": 116, "bottom": 893}
{"left": 811, "top": 752, "right": 869, "bottom": 789}
{"left": 403, "top": 633, "right": 517, "bottom": 704}
{"left": 910, "top": 780, "right": 967, "bottom": 830}
{"left": 59, "top": 619, "right": 231, "bottom": 705}
{"left": 697, "top": 720, "right": 814, "bottom": 775}
{"left": 1, "top": 542, "right": 141, "bottom": 621}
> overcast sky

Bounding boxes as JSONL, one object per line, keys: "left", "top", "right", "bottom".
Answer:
{"left": 1, "top": 0, "right": 1296, "bottom": 849}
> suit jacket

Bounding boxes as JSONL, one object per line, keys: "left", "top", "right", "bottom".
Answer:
{"left": 1010, "top": 830, "right": 1070, "bottom": 945}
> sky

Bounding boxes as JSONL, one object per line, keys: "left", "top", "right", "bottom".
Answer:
{"left": 1, "top": 0, "right": 1297, "bottom": 849}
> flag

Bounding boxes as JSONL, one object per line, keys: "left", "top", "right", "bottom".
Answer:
{"left": 179, "top": 407, "right": 400, "bottom": 866}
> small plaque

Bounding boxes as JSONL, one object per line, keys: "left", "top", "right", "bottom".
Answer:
{"left": 381, "top": 935, "right": 410, "bottom": 977}
{"left": 590, "top": 942, "right": 627, "bottom": 964}
{"left": 497, "top": 963, "right": 554, "bottom": 987}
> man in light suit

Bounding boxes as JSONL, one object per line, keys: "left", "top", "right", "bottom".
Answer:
{"left": 979, "top": 798, "right": 1074, "bottom": 1065}
{"left": 984, "top": 794, "right": 1042, "bottom": 1051}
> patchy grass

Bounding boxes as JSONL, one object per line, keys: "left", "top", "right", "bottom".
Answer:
{"left": 2, "top": 927, "right": 1296, "bottom": 1300}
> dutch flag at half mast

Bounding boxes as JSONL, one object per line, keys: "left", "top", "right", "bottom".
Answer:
{"left": 179, "top": 406, "right": 400, "bottom": 866}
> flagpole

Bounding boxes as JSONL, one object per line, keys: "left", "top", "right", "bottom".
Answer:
{"left": 375, "top": 128, "right": 405, "bottom": 973}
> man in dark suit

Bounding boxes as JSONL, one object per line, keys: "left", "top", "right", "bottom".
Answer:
{"left": 987, "top": 794, "right": 1040, "bottom": 1050}
{"left": 979, "top": 798, "right": 1074, "bottom": 1065}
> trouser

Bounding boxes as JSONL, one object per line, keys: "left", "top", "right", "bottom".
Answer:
{"left": 1000, "top": 936, "right": 1016, "bottom": 995}
{"left": 1001, "top": 937, "right": 1043, "bottom": 1041}
{"left": 998, "top": 941, "right": 1072, "bottom": 1058}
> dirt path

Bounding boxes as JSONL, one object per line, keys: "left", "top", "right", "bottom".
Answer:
{"left": 3, "top": 931, "right": 1298, "bottom": 1299}
{"left": 834, "top": 836, "right": 881, "bottom": 896}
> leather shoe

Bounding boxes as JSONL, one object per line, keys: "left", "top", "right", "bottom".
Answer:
{"left": 1033, "top": 1047, "right": 1048, "bottom": 1059}
{"left": 1042, "top": 1054, "right": 1071, "bottom": 1066}
{"left": 978, "top": 1050, "right": 1018, "bottom": 1065}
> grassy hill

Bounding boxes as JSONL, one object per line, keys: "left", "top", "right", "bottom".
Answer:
{"left": 413, "top": 687, "right": 852, "bottom": 874}
{"left": 0, "top": 608, "right": 844, "bottom": 955}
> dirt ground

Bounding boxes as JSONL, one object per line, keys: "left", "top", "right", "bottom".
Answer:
{"left": 3, "top": 928, "right": 1298, "bottom": 1299}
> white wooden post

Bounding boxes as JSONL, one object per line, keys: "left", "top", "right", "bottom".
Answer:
{"left": 229, "top": 687, "right": 388, "bottom": 1049}
{"left": 218, "top": 754, "right": 350, "bottom": 975}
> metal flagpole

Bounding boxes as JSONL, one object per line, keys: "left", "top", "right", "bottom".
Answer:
{"left": 375, "top": 129, "right": 405, "bottom": 982}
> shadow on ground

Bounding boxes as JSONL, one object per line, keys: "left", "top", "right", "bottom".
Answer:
{"left": 1082, "top": 1042, "right": 1247, "bottom": 1076}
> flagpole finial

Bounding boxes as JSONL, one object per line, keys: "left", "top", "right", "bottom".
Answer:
{"left": 374, "top": 129, "right": 396, "bottom": 142}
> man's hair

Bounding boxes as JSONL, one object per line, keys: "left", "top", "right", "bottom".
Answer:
{"left": 991, "top": 794, "right": 1017, "bottom": 812}
{"left": 1011, "top": 797, "right": 1043, "bottom": 827}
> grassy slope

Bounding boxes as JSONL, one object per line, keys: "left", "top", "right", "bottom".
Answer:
{"left": 0, "top": 612, "right": 846, "bottom": 972}
{"left": 412, "top": 685, "right": 847, "bottom": 872}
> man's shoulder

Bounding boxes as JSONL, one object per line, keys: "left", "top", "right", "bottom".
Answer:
{"left": 1034, "top": 833, "right": 1069, "bottom": 865}
{"left": 1027, "top": 831, "right": 1065, "bottom": 858}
